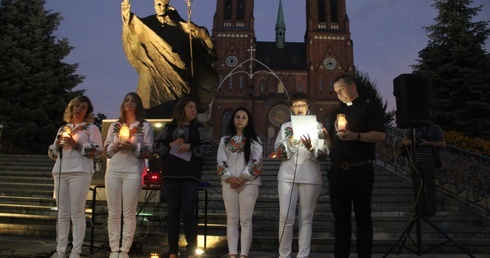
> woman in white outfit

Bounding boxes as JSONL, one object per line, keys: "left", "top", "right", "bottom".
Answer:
{"left": 48, "top": 96, "right": 103, "bottom": 258}
{"left": 217, "top": 107, "right": 262, "bottom": 258}
{"left": 274, "top": 92, "right": 329, "bottom": 258}
{"left": 104, "top": 92, "right": 154, "bottom": 258}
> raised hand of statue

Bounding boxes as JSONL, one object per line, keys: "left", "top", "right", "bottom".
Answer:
{"left": 182, "top": 22, "right": 214, "bottom": 50}
{"left": 121, "top": 0, "right": 131, "bottom": 23}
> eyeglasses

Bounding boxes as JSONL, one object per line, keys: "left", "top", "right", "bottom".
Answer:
{"left": 292, "top": 103, "right": 308, "bottom": 108}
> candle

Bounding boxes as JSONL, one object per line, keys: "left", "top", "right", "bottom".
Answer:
{"left": 62, "top": 125, "right": 72, "bottom": 137}
{"left": 119, "top": 123, "right": 130, "bottom": 142}
{"left": 336, "top": 114, "right": 347, "bottom": 131}
{"left": 60, "top": 126, "right": 72, "bottom": 145}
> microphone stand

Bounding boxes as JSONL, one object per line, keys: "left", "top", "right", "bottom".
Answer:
{"left": 57, "top": 136, "right": 63, "bottom": 204}
{"left": 51, "top": 138, "right": 63, "bottom": 257}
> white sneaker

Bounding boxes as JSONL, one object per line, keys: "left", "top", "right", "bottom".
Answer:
{"left": 119, "top": 252, "right": 130, "bottom": 258}
{"left": 109, "top": 252, "right": 120, "bottom": 258}
{"left": 51, "top": 252, "right": 66, "bottom": 258}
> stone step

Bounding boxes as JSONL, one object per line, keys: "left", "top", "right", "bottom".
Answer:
{"left": 0, "top": 196, "right": 55, "bottom": 206}
{"left": 0, "top": 154, "right": 489, "bottom": 254}
{"left": 0, "top": 169, "right": 52, "bottom": 177}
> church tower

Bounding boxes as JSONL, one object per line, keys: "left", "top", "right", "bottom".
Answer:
{"left": 305, "top": 0, "right": 354, "bottom": 100}
{"left": 275, "top": 0, "right": 286, "bottom": 49}
{"left": 212, "top": 0, "right": 255, "bottom": 98}
{"left": 210, "top": 0, "right": 355, "bottom": 142}
{"left": 211, "top": 0, "right": 258, "bottom": 140}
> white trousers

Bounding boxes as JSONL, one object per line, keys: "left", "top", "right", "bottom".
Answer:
{"left": 222, "top": 183, "right": 259, "bottom": 256}
{"left": 278, "top": 182, "right": 321, "bottom": 258}
{"left": 53, "top": 172, "right": 92, "bottom": 254}
{"left": 105, "top": 171, "right": 142, "bottom": 253}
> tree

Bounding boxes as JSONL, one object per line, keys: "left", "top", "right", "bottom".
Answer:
{"left": 355, "top": 70, "right": 395, "bottom": 126}
{"left": 0, "top": 0, "right": 84, "bottom": 154}
{"left": 412, "top": 0, "right": 490, "bottom": 139}
{"left": 93, "top": 112, "right": 107, "bottom": 131}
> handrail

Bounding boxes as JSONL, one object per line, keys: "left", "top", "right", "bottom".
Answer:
{"left": 377, "top": 126, "right": 489, "bottom": 217}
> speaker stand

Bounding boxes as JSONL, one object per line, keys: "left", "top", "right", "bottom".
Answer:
{"left": 383, "top": 128, "right": 475, "bottom": 257}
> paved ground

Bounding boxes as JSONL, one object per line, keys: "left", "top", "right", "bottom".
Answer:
{"left": 0, "top": 235, "right": 486, "bottom": 258}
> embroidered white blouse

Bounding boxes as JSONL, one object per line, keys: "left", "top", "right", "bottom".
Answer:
{"left": 104, "top": 121, "right": 154, "bottom": 174}
{"left": 217, "top": 135, "right": 262, "bottom": 186}
{"left": 48, "top": 122, "right": 103, "bottom": 174}
{"left": 274, "top": 121, "right": 329, "bottom": 184}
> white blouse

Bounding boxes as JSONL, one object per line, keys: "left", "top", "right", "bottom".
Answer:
{"left": 104, "top": 121, "right": 154, "bottom": 174}
{"left": 274, "top": 121, "right": 329, "bottom": 184}
{"left": 217, "top": 135, "right": 262, "bottom": 186}
{"left": 49, "top": 122, "right": 103, "bottom": 174}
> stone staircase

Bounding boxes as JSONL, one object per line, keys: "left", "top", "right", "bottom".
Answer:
{"left": 0, "top": 154, "right": 489, "bottom": 255}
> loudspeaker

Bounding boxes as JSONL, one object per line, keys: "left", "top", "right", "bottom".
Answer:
{"left": 393, "top": 74, "right": 431, "bottom": 128}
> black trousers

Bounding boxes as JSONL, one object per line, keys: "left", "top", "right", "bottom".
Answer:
{"left": 327, "top": 164, "right": 375, "bottom": 258}
{"left": 163, "top": 179, "right": 200, "bottom": 255}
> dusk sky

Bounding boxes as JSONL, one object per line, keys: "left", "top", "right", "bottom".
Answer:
{"left": 44, "top": 0, "right": 490, "bottom": 118}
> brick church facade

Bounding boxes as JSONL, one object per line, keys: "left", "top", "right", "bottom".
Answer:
{"left": 208, "top": 0, "right": 355, "bottom": 146}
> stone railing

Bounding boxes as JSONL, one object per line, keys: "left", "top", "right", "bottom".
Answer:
{"left": 377, "top": 126, "right": 490, "bottom": 217}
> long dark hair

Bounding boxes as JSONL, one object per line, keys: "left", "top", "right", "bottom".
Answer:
{"left": 118, "top": 92, "right": 146, "bottom": 123}
{"left": 225, "top": 107, "right": 260, "bottom": 164}
{"left": 171, "top": 96, "right": 199, "bottom": 127}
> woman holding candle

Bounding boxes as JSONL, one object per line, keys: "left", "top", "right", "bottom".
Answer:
{"left": 48, "top": 96, "right": 103, "bottom": 258}
{"left": 273, "top": 92, "right": 329, "bottom": 258}
{"left": 217, "top": 107, "right": 262, "bottom": 258}
{"left": 154, "top": 96, "right": 213, "bottom": 258}
{"left": 104, "top": 92, "right": 154, "bottom": 258}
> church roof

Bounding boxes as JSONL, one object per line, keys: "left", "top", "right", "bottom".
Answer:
{"left": 255, "top": 41, "right": 307, "bottom": 71}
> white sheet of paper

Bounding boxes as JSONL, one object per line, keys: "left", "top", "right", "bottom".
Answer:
{"left": 169, "top": 145, "right": 192, "bottom": 161}
{"left": 291, "top": 115, "right": 319, "bottom": 141}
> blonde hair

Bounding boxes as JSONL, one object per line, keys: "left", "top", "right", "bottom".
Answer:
{"left": 63, "top": 95, "right": 95, "bottom": 123}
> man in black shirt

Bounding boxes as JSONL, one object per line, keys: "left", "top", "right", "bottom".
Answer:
{"left": 327, "top": 74, "right": 386, "bottom": 258}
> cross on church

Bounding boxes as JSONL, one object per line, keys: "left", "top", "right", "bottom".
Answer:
{"left": 247, "top": 46, "right": 256, "bottom": 76}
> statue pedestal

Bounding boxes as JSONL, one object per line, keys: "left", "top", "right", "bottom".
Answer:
{"left": 145, "top": 101, "right": 177, "bottom": 119}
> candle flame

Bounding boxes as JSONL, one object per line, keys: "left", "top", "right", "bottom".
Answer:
{"left": 119, "top": 123, "right": 130, "bottom": 142}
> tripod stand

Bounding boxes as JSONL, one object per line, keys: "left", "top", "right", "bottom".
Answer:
{"left": 383, "top": 127, "right": 475, "bottom": 257}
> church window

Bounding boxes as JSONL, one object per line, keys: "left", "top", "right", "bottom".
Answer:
{"left": 319, "top": 77, "right": 323, "bottom": 93}
{"left": 237, "top": 0, "right": 245, "bottom": 21}
{"left": 239, "top": 75, "right": 243, "bottom": 90}
{"left": 318, "top": 0, "right": 326, "bottom": 23}
{"left": 331, "top": 0, "right": 339, "bottom": 23}
{"left": 224, "top": 0, "right": 232, "bottom": 21}
{"left": 221, "top": 109, "right": 233, "bottom": 137}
